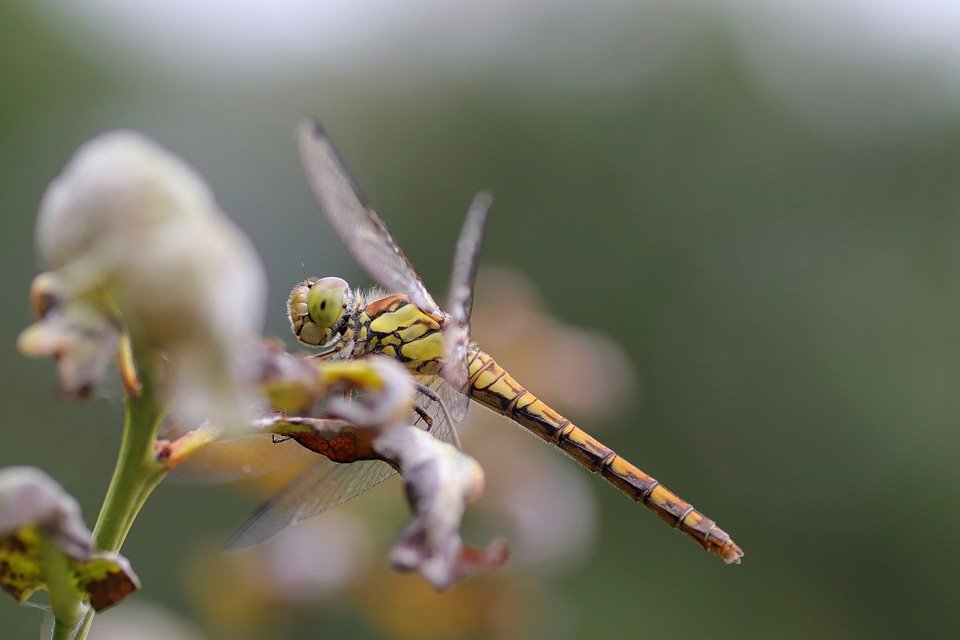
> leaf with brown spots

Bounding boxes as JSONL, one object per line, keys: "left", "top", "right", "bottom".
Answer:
{"left": 0, "top": 467, "right": 139, "bottom": 616}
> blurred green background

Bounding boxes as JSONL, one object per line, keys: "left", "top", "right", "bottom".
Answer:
{"left": 2, "top": 1, "right": 959, "bottom": 638}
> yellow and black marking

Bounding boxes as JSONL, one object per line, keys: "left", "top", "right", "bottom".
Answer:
{"left": 358, "top": 294, "right": 446, "bottom": 376}
{"left": 465, "top": 346, "right": 744, "bottom": 564}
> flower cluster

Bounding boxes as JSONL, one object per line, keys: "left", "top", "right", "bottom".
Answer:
{"left": 8, "top": 131, "right": 507, "bottom": 639}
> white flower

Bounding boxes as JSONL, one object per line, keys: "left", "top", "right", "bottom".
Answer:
{"left": 29, "top": 130, "right": 268, "bottom": 431}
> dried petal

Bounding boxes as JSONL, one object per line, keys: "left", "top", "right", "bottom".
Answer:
{"left": 165, "top": 355, "right": 417, "bottom": 497}
{"left": 252, "top": 353, "right": 419, "bottom": 464}
{"left": 316, "top": 358, "right": 416, "bottom": 429}
{"left": 373, "top": 427, "right": 508, "bottom": 589}
{"left": 0, "top": 467, "right": 139, "bottom": 614}
{"left": 255, "top": 341, "right": 321, "bottom": 415}
{"left": 260, "top": 417, "right": 380, "bottom": 464}
{"left": 17, "top": 291, "right": 120, "bottom": 399}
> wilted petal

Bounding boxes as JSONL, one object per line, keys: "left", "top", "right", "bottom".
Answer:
{"left": 32, "top": 131, "right": 267, "bottom": 430}
{"left": 17, "top": 294, "right": 120, "bottom": 399}
{"left": 240, "top": 354, "right": 416, "bottom": 465}
{"left": 0, "top": 467, "right": 90, "bottom": 557}
{"left": 317, "top": 357, "right": 416, "bottom": 429}
{"left": 373, "top": 427, "right": 508, "bottom": 589}
{"left": 259, "top": 416, "right": 380, "bottom": 464}
{"left": 163, "top": 355, "right": 417, "bottom": 496}
{"left": 0, "top": 467, "right": 139, "bottom": 613}
{"left": 256, "top": 348, "right": 415, "bottom": 429}
{"left": 255, "top": 341, "right": 322, "bottom": 415}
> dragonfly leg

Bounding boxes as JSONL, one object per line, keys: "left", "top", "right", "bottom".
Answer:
{"left": 412, "top": 403, "right": 434, "bottom": 429}
{"left": 414, "top": 382, "right": 462, "bottom": 449}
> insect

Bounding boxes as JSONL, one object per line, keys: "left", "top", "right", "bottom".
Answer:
{"left": 232, "top": 119, "right": 742, "bottom": 564}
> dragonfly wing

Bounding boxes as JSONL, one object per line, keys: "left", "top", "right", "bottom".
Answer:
{"left": 442, "top": 192, "right": 493, "bottom": 421}
{"left": 446, "top": 191, "right": 492, "bottom": 327}
{"left": 411, "top": 376, "right": 462, "bottom": 447}
{"left": 298, "top": 119, "right": 440, "bottom": 315}
{"left": 226, "top": 458, "right": 396, "bottom": 549}
{"left": 438, "top": 377, "right": 470, "bottom": 426}
{"left": 168, "top": 435, "right": 311, "bottom": 485}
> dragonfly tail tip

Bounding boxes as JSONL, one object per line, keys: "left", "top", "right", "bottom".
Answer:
{"left": 720, "top": 541, "right": 744, "bottom": 565}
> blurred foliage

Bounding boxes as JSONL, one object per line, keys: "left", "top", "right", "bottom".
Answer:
{"left": 1, "top": 1, "right": 959, "bottom": 638}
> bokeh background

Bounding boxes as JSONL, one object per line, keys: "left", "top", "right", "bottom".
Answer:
{"left": 2, "top": 1, "right": 959, "bottom": 638}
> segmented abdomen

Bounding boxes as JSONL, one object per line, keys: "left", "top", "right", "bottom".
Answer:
{"left": 465, "top": 347, "right": 743, "bottom": 564}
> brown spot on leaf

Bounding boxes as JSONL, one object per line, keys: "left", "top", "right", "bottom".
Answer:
{"left": 84, "top": 566, "right": 139, "bottom": 612}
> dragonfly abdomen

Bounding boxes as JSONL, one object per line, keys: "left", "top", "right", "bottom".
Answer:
{"left": 466, "top": 347, "right": 743, "bottom": 564}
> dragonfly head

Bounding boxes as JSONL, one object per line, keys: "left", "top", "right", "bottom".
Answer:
{"left": 288, "top": 276, "right": 353, "bottom": 351}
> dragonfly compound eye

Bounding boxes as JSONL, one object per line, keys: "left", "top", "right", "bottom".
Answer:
{"left": 306, "top": 277, "right": 348, "bottom": 329}
{"left": 287, "top": 277, "right": 349, "bottom": 346}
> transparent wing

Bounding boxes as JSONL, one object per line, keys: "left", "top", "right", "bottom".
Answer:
{"left": 442, "top": 192, "right": 493, "bottom": 422}
{"left": 225, "top": 458, "right": 396, "bottom": 549}
{"left": 168, "top": 435, "right": 311, "bottom": 485}
{"left": 438, "top": 379, "right": 470, "bottom": 428}
{"left": 297, "top": 119, "right": 440, "bottom": 315}
{"left": 412, "top": 376, "right": 462, "bottom": 447}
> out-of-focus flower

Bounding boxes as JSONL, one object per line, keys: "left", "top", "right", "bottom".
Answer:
{"left": 20, "top": 130, "right": 267, "bottom": 431}
{"left": 187, "top": 512, "right": 373, "bottom": 640}
{"left": 471, "top": 265, "right": 635, "bottom": 419}
{"left": 256, "top": 514, "right": 373, "bottom": 603}
{"left": 88, "top": 601, "right": 209, "bottom": 640}
{"left": 18, "top": 128, "right": 525, "bottom": 634}
{"left": 361, "top": 570, "right": 547, "bottom": 640}
{"left": 0, "top": 467, "right": 139, "bottom": 618}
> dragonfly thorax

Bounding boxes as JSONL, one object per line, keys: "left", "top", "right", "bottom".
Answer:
{"left": 288, "top": 276, "right": 359, "bottom": 352}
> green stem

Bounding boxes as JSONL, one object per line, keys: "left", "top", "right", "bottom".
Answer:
{"left": 91, "top": 375, "right": 165, "bottom": 549}
{"left": 69, "top": 350, "right": 167, "bottom": 640}
{"left": 43, "top": 535, "right": 88, "bottom": 640}
{"left": 51, "top": 619, "right": 80, "bottom": 640}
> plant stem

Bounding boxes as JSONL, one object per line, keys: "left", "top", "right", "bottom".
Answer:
{"left": 44, "top": 535, "right": 88, "bottom": 640}
{"left": 91, "top": 369, "right": 165, "bottom": 549}
{"left": 69, "top": 350, "right": 166, "bottom": 640}
{"left": 51, "top": 619, "right": 80, "bottom": 640}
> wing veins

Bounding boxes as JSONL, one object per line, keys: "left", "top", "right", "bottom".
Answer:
{"left": 297, "top": 119, "right": 439, "bottom": 314}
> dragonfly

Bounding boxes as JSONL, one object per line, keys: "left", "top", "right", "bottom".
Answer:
{"left": 231, "top": 119, "right": 743, "bottom": 564}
